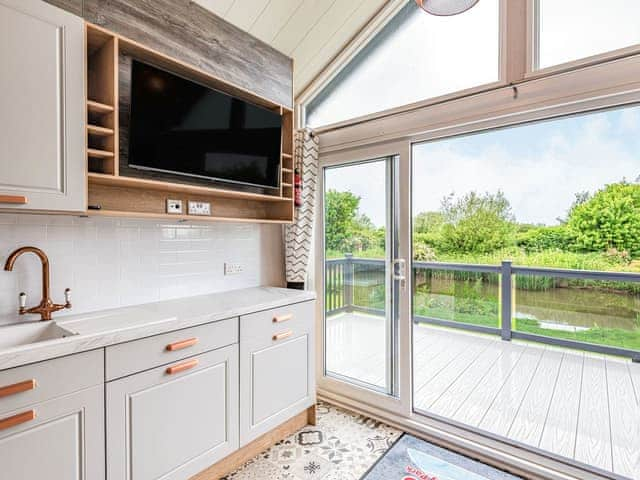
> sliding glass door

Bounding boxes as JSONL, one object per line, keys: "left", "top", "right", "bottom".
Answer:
{"left": 322, "top": 157, "right": 401, "bottom": 396}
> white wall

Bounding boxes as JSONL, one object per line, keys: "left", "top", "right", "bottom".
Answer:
{"left": 0, "top": 214, "right": 284, "bottom": 325}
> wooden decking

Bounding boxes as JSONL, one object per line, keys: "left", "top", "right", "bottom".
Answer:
{"left": 326, "top": 312, "right": 640, "bottom": 479}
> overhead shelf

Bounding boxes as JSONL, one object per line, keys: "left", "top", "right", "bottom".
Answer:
{"left": 87, "top": 148, "right": 114, "bottom": 158}
{"left": 87, "top": 124, "right": 115, "bottom": 136}
{"left": 88, "top": 173, "right": 290, "bottom": 203}
{"left": 85, "top": 22, "right": 294, "bottom": 224}
{"left": 87, "top": 100, "right": 114, "bottom": 113}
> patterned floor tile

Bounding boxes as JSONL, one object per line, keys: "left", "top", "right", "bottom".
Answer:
{"left": 223, "top": 402, "right": 401, "bottom": 480}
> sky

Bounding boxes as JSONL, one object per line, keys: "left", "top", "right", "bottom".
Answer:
{"left": 325, "top": 105, "right": 640, "bottom": 227}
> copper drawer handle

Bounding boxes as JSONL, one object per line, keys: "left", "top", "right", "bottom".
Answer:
{"left": 273, "top": 314, "right": 293, "bottom": 323}
{"left": 0, "top": 379, "right": 36, "bottom": 399}
{"left": 166, "top": 359, "right": 199, "bottom": 375}
{"left": 273, "top": 330, "right": 293, "bottom": 341}
{"left": 166, "top": 337, "right": 199, "bottom": 352}
{"left": 0, "top": 195, "right": 28, "bottom": 205}
{"left": 0, "top": 410, "right": 36, "bottom": 431}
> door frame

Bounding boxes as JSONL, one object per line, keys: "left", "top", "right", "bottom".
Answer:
{"left": 314, "top": 139, "right": 413, "bottom": 416}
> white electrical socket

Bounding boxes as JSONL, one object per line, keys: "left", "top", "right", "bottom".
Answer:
{"left": 224, "top": 262, "right": 243, "bottom": 275}
{"left": 166, "top": 199, "right": 183, "bottom": 214}
{"left": 188, "top": 201, "right": 211, "bottom": 216}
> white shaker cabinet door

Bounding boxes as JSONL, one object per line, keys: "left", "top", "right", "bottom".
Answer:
{"left": 0, "top": 0, "right": 86, "bottom": 212}
{"left": 106, "top": 345, "right": 239, "bottom": 480}
{"left": 0, "top": 385, "right": 105, "bottom": 480}
{"left": 240, "top": 301, "right": 316, "bottom": 446}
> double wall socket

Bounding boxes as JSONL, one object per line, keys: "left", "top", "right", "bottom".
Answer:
{"left": 166, "top": 199, "right": 212, "bottom": 216}
{"left": 188, "top": 201, "right": 211, "bottom": 216}
{"left": 224, "top": 262, "right": 243, "bottom": 275}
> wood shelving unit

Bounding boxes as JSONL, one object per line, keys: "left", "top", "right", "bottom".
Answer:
{"left": 84, "top": 23, "right": 295, "bottom": 223}
{"left": 87, "top": 25, "right": 118, "bottom": 176}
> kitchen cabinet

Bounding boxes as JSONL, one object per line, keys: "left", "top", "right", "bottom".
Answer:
{"left": 0, "top": 0, "right": 86, "bottom": 212}
{"left": 0, "top": 350, "right": 105, "bottom": 480}
{"left": 239, "top": 300, "right": 315, "bottom": 446}
{"left": 106, "top": 345, "right": 239, "bottom": 480}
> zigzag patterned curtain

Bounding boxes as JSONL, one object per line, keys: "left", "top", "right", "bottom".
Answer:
{"left": 285, "top": 129, "right": 319, "bottom": 289}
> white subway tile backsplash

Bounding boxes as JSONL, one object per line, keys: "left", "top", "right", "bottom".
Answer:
{"left": 0, "top": 214, "right": 282, "bottom": 325}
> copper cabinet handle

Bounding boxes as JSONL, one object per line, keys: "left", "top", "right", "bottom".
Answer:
{"left": 0, "top": 410, "right": 36, "bottom": 431}
{"left": 273, "top": 330, "right": 293, "bottom": 341}
{"left": 166, "top": 337, "right": 199, "bottom": 352}
{"left": 273, "top": 313, "right": 293, "bottom": 323}
{"left": 166, "top": 359, "right": 199, "bottom": 375}
{"left": 0, "top": 379, "right": 36, "bottom": 399}
{"left": 0, "top": 195, "right": 28, "bottom": 205}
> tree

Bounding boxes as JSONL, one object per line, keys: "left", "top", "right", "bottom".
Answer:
{"left": 325, "top": 190, "right": 385, "bottom": 254}
{"left": 325, "top": 190, "right": 360, "bottom": 251}
{"left": 414, "top": 211, "right": 445, "bottom": 234}
{"left": 568, "top": 182, "right": 640, "bottom": 256}
{"left": 439, "top": 191, "right": 515, "bottom": 254}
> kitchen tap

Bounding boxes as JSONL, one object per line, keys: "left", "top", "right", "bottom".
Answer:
{"left": 3, "top": 246, "right": 71, "bottom": 321}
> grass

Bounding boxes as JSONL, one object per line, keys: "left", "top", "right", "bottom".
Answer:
{"left": 436, "top": 248, "right": 640, "bottom": 273}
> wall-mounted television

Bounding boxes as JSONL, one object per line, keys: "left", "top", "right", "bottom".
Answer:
{"left": 128, "top": 60, "right": 282, "bottom": 190}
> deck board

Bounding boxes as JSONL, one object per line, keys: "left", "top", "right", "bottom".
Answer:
{"left": 415, "top": 338, "right": 493, "bottom": 411}
{"left": 629, "top": 363, "right": 640, "bottom": 405}
{"left": 507, "top": 348, "right": 564, "bottom": 446}
{"left": 606, "top": 359, "right": 640, "bottom": 478}
{"left": 574, "top": 355, "right": 612, "bottom": 472}
{"left": 538, "top": 352, "right": 583, "bottom": 460}
{"left": 451, "top": 344, "right": 531, "bottom": 428}
{"left": 428, "top": 342, "right": 521, "bottom": 419}
{"left": 478, "top": 347, "right": 545, "bottom": 436}
{"left": 325, "top": 312, "right": 639, "bottom": 479}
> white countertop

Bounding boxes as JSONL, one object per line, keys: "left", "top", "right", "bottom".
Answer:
{"left": 0, "top": 287, "right": 315, "bottom": 371}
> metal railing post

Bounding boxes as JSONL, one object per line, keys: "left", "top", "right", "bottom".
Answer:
{"left": 501, "top": 260, "right": 513, "bottom": 341}
{"left": 344, "top": 254, "right": 354, "bottom": 311}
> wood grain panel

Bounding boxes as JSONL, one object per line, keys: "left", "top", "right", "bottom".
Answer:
{"left": 43, "top": 0, "right": 83, "bottom": 17}
{"left": 84, "top": 0, "right": 293, "bottom": 107}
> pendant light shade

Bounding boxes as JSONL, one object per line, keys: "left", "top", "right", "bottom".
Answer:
{"left": 415, "top": 0, "right": 480, "bottom": 16}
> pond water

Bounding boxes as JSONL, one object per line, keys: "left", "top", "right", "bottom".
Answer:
{"left": 416, "top": 277, "right": 640, "bottom": 332}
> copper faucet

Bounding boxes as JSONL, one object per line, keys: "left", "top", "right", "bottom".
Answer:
{"left": 3, "top": 246, "right": 72, "bottom": 321}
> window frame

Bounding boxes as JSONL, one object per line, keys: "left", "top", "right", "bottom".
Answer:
{"left": 309, "top": 3, "right": 640, "bottom": 479}
{"left": 526, "top": 0, "right": 640, "bottom": 79}
{"left": 312, "top": 38, "right": 640, "bottom": 480}
{"left": 296, "top": 0, "right": 512, "bottom": 131}
{"left": 297, "top": 0, "right": 640, "bottom": 132}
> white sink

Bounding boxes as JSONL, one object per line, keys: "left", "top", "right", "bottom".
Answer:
{"left": 0, "top": 321, "right": 78, "bottom": 350}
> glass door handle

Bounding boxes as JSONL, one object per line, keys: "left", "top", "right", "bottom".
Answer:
{"left": 392, "top": 258, "right": 407, "bottom": 289}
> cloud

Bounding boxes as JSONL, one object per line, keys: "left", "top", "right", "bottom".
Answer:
{"left": 413, "top": 109, "right": 639, "bottom": 225}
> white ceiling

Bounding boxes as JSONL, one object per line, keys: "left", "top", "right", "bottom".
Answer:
{"left": 194, "top": 0, "right": 388, "bottom": 95}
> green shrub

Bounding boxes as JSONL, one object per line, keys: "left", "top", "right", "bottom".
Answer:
{"left": 439, "top": 191, "right": 515, "bottom": 254}
{"left": 516, "top": 225, "right": 575, "bottom": 253}
{"left": 568, "top": 182, "right": 640, "bottom": 256}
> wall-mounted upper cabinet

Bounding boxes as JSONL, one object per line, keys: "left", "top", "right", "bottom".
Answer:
{"left": 0, "top": 0, "right": 86, "bottom": 213}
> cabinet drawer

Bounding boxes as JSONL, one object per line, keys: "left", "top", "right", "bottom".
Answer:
{"left": 0, "top": 349, "right": 103, "bottom": 416}
{"left": 105, "top": 317, "right": 238, "bottom": 380}
{"left": 240, "top": 301, "right": 314, "bottom": 348}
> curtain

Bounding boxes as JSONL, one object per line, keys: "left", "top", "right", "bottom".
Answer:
{"left": 285, "top": 129, "right": 319, "bottom": 289}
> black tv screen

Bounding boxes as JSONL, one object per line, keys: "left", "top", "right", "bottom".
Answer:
{"left": 128, "top": 60, "right": 282, "bottom": 189}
